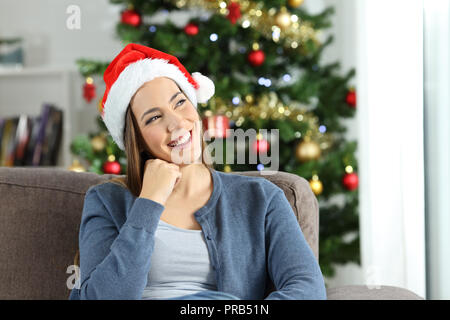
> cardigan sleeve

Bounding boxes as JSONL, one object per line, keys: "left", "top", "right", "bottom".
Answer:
{"left": 71, "top": 187, "right": 165, "bottom": 300}
{"left": 264, "top": 188, "right": 327, "bottom": 300}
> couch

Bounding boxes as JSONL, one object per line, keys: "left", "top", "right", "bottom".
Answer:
{"left": 0, "top": 166, "right": 423, "bottom": 300}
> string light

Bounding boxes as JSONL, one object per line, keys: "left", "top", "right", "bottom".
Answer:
{"left": 345, "top": 165, "right": 354, "bottom": 174}
{"left": 210, "top": 33, "right": 218, "bottom": 41}
{"left": 168, "top": 0, "right": 321, "bottom": 54}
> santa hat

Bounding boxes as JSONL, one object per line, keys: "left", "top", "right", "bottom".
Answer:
{"left": 100, "top": 43, "right": 215, "bottom": 151}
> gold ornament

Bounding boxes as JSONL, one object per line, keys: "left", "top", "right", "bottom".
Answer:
{"left": 97, "top": 98, "right": 103, "bottom": 114}
{"left": 288, "top": 0, "right": 305, "bottom": 8}
{"left": 91, "top": 135, "right": 107, "bottom": 152}
{"left": 224, "top": 165, "right": 232, "bottom": 173}
{"left": 245, "top": 94, "right": 254, "bottom": 104}
{"left": 275, "top": 7, "right": 291, "bottom": 30}
{"left": 296, "top": 137, "right": 321, "bottom": 162}
{"left": 309, "top": 175, "right": 323, "bottom": 195}
{"left": 68, "top": 159, "right": 86, "bottom": 172}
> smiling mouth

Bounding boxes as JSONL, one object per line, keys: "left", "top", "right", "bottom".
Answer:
{"left": 167, "top": 130, "right": 193, "bottom": 148}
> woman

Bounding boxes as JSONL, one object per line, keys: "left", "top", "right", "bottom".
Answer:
{"left": 69, "top": 43, "right": 327, "bottom": 300}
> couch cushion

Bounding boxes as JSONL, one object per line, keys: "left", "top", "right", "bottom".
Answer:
{"left": 0, "top": 167, "right": 114, "bottom": 299}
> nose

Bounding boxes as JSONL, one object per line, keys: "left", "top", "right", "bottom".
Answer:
{"left": 167, "top": 111, "right": 188, "bottom": 134}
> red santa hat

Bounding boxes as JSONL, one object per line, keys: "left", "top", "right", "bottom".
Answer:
{"left": 100, "top": 43, "right": 215, "bottom": 151}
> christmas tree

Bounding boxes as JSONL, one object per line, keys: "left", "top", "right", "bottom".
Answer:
{"left": 71, "top": 0, "right": 359, "bottom": 280}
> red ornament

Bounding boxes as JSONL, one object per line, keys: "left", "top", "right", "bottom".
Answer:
{"left": 342, "top": 172, "right": 359, "bottom": 191}
{"left": 83, "top": 81, "right": 96, "bottom": 103}
{"left": 121, "top": 9, "right": 141, "bottom": 27}
{"left": 346, "top": 89, "right": 357, "bottom": 108}
{"left": 184, "top": 23, "right": 199, "bottom": 36}
{"left": 252, "top": 138, "right": 270, "bottom": 154}
{"left": 202, "top": 115, "right": 230, "bottom": 139}
{"left": 248, "top": 50, "right": 265, "bottom": 67}
{"left": 227, "top": 1, "right": 241, "bottom": 24}
{"left": 103, "top": 160, "right": 121, "bottom": 174}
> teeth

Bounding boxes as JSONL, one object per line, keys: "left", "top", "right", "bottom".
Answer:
{"left": 169, "top": 132, "right": 190, "bottom": 147}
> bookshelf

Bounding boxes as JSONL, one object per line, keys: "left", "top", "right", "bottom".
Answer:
{"left": 0, "top": 66, "right": 82, "bottom": 168}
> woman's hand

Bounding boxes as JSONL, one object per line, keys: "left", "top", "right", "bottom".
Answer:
{"left": 139, "top": 158, "right": 181, "bottom": 206}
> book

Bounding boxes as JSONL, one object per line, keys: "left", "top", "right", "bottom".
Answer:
{"left": 31, "top": 104, "right": 52, "bottom": 166}
{"left": 13, "top": 114, "right": 32, "bottom": 166}
{"left": 0, "top": 118, "right": 11, "bottom": 166}
{"left": 41, "top": 106, "right": 63, "bottom": 166}
{"left": 1, "top": 117, "right": 19, "bottom": 167}
{"left": 23, "top": 115, "right": 41, "bottom": 166}
{"left": 0, "top": 118, "right": 5, "bottom": 162}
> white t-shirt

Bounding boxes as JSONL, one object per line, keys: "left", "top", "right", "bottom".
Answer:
{"left": 141, "top": 219, "right": 217, "bottom": 300}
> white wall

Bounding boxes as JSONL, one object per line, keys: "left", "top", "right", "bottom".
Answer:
{"left": 319, "top": 0, "right": 365, "bottom": 288}
{"left": 321, "top": 0, "right": 359, "bottom": 140}
{"left": 0, "top": 0, "right": 122, "bottom": 68}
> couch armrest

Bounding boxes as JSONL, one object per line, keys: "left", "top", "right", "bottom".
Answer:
{"left": 326, "top": 285, "right": 424, "bottom": 300}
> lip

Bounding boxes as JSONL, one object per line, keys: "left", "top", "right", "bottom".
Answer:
{"left": 168, "top": 130, "right": 192, "bottom": 149}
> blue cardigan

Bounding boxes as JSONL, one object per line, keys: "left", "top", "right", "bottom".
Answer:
{"left": 69, "top": 168, "right": 327, "bottom": 300}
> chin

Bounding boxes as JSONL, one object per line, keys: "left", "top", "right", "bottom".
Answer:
{"left": 170, "top": 144, "right": 202, "bottom": 165}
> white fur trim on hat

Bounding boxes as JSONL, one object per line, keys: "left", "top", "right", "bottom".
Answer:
{"left": 192, "top": 72, "right": 215, "bottom": 103}
{"left": 102, "top": 58, "right": 198, "bottom": 151}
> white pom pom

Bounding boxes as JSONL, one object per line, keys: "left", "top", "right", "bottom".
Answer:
{"left": 192, "top": 72, "right": 215, "bottom": 103}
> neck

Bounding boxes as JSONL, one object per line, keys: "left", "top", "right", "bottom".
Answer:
{"left": 170, "top": 163, "right": 211, "bottom": 198}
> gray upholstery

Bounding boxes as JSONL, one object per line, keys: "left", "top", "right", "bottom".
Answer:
{"left": 326, "top": 285, "right": 423, "bottom": 300}
{"left": 0, "top": 166, "right": 424, "bottom": 300}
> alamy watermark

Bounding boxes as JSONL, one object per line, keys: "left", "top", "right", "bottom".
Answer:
{"left": 365, "top": 265, "right": 381, "bottom": 290}
{"left": 169, "top": 120, "right": 280, "bottom": 175}
{"left": 66, "top": 264, "right": 80, "bottom": 290}
{"left": 66, "top": 5, "right": 81, "bottom": 30}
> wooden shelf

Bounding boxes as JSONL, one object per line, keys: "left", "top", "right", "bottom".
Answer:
{"left": 0, "top": 65, "right": 78, "bottom": 76}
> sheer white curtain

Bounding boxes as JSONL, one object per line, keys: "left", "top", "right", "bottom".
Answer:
{"left": 424, "top": 0, "right": 450, "bottom": 300}
{"left": 356, "top": 0, "right": 426, "bottom": 297}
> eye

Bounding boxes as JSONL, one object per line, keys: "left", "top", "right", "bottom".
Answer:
{"left": 176, "top": 99, "right": 186, "bottom": 107}
{"left": 145, "top": 115, "right": 160, "bottom": 125}
{"left": 144, "top": 99, "right": 185, "bottom": 126}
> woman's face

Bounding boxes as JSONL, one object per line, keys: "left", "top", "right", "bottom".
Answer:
{"left": 130, "top": 77, "right": 202, "bottom": 165}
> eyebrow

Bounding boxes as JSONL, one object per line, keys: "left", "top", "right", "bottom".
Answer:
{"left": 140, "top": 91, "right": 183, "bottom": 122}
